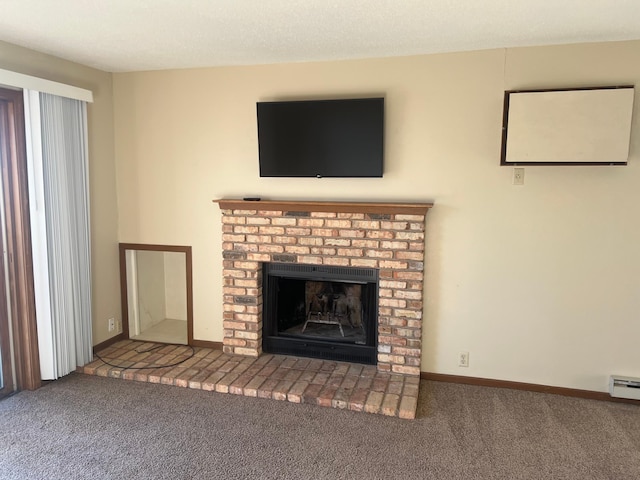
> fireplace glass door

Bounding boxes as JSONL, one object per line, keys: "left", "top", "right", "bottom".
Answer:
{"left": 262, "top": 263, "right": 378, "bottom": 364}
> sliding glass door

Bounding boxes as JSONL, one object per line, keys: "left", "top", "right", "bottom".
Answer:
{"left": 1, "top": 86, "right": 31, "bottom": 396}
{"left": 0, "top": 262, "right": 13, "bottom": 398}
{"left": 0, "top": 145, "right": 14, "bottom": 399}
{"left": 0, "top": 91, "right": 12, "bottom": 397}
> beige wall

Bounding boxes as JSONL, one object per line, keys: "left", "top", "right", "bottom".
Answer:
{"left": 0, "top": 41, "right": 120, "bottom": 346}
{"left": 113, "top": 40, "right": 640, "bottom": 392}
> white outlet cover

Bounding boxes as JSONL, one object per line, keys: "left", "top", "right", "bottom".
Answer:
{"left": 513, "top": 167, "right": 525, "bottom": 185}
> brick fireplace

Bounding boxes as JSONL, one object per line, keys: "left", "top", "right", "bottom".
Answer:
{"left": 216, "top": 199, "right": 432, "bottom": 376}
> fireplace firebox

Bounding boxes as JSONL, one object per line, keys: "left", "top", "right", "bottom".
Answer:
{"left": 262, "top": 263, "right": 378, "bottom": 364}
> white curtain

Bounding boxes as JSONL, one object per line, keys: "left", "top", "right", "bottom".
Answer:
{"left": 26, "top": 91, "right": 92, "bottom": 379}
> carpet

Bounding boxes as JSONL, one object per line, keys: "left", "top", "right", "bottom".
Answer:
{"left": 1, "top": 374, "right": 639, "bottom": 479}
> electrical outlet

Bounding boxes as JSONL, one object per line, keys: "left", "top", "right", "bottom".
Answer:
{"left": 512, "top": 167, "right": 525, "bottom": 185}
{"left": 459, "top": 351, "right": 469, "bottom": 367}
{"left": 116, "top": 318, "right": 122, "bottom": 332}
{"left": 108, "top": 317, "right": 115, "bottom": 332}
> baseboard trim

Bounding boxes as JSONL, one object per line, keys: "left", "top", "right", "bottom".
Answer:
{"left": 190, "top": 339, "right": 223, "bottom": 350}
{"left": 93, "top": 335, "right": 222, "bottom": 353}
{"left": 420, "top": 372, "right": 640, "bottom": 406}
{"left": 92, "top": 333, "right": 126, "bottom": 354}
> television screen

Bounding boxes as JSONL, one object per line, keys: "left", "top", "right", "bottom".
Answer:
{"left": 257, "top": 97, "right": 384, "bottom": 178}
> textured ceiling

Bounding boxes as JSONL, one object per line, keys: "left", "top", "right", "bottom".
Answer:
{"left": 0, "top": 0, "right": 639, "bottom": 72}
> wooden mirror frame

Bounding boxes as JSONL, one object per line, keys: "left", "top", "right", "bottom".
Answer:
{"left": 119, "top": 243, "right": 194, "bottom": 346}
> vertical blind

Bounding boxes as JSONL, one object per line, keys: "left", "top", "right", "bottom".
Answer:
{"left": 32, "top": 93, "right": 92, "bottom": 378}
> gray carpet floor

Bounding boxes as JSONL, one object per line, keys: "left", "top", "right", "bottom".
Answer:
{"left": 1, "top": 373, "right": 639, "bottom": 479}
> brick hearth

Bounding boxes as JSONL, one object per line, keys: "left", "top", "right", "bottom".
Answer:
{"left": 82, "top": 340, "right": 421, "bottom": 418}
{"left": 216, "top": 199, "right": 432, "bottom": 376}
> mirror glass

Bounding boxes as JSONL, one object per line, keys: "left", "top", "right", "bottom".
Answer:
{"left": 120, "top": 244, "right": 192, "bottom": 345}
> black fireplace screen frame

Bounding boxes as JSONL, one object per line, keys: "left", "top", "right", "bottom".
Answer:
{"left": 262, "top": 263, "right": 379, "bottom": 365}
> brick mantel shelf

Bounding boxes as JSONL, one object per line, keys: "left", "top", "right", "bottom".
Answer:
{"left": 214, "top": 198, "right": 433, "bottom": 376}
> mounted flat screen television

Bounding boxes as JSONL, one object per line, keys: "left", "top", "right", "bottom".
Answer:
{"left": 257, "top": 97, "right": 384, "bottom": 177}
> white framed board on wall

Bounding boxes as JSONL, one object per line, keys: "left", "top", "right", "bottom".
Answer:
{"left": 500, "top": 86, "right": 635, "bottom": 166}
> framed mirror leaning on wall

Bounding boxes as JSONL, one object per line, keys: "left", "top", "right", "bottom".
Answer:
{"left": 119, "top": 243, "right": 193, "bottom": 345}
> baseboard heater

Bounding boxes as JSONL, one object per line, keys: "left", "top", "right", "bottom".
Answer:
{"left": 609, "top": 375, "right": 640, "bottom": 400}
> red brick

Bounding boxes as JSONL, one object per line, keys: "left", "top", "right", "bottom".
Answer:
{"left": 365, "top": 249, "right": 393, "bottom": 259}
{"left": 287, "top": 380, "right": 309, "bottom": 403}
{"left": 350, "top": 258, "right": 378, "bottom": 268}
{"left": 311, "top": 228, "right": 338, "bottom": 237}
{"left": 352, "top": 220, "right": 380, "bottom": 229}
{"left": 230, "top": 243, "right": 258, "bottom": 252}
{"left": 392, "top": 365, "right": 420, "bottom": 375}
{"left": 222, "top": 216, "right": 246, "bottom": 224}
{"left": 235, "top": 347, "right": 260, "bottom": 356}
{"left": 215, "top": 372, "right": 240, "bottom": 393}
{"left": 338, "top": 229, "right": 365, "bottom": 238}
{"left": 235, "top": 330, "right": 259, "bottom": 340}
{"left": 259, "top": 226, "right": 285, "bottom": 235}
{"left": 286, "top": 227, "right": 311, "bottom": 235}
{"left": 393, "top": 271, "right": 424, "bottom": 281}
{"left": 257, "top": 244, "right": 284, "bottom": 253}
{"left": 246, "top": 234, "right": 272, "bottom": 243}
{"left": 348, "top": 388, "right": 369, "bottom": 412}
{"left": 364, "top": 391, "right": 384, "bottom": 414}
{"left": 395, "top": 231, "right": 425, "bottom": 241}
{"left": 381, "top": 221, "right": 408, "bottom": 230}
{"left": 378, "top": 354, "right": 405, "bottom": 365}
{"left": 317, "top": 385, "right": 338, "bottom": 407}
{"left": 393, "top": 309, "right": 422, "bottom": 319}
{"left": 409, "top": 242, "right": 424, "bottom": 251}
{"left": 222, "top": 234, "right": 245, "bottom": 242}
{"left": 246, "top": 217, "right": 270, "bottom": 225}
{"left": 233, "top": 225, "right": 259, "bottom": 234}
{"left": 272, "top": 217, "right": 297, "bottom": 226}
{"left": 337, "top": 248, "right": 363, "bottom": 257}
{"left": 351, "top": 239, "right": 379, "bottom": 248}
{"left": 298, "top": 237, "right": 323, "bottom": 246}
{"left": 323, "top": 257, "right": 349, "bottom": 266}
{"left": 223, "top": 269, "right": 246, "bottom": 278}
{"left": 224, "top": 287, "right": 246, "bottom": 295}
{"left": 257, "top": 377, "right": 280, "bottom": 398}
{"left": 395, "top": 250, "right": 424, "bottom": 261}
{"left": 273, "top": 236, "right": 297, "bottom": 244}
{"left": 301, "top": 383, "right": 324, "bottom": 404}
{"left": 399, "top": 395, "right": 418, "bottom": 419}
{"left": 365, "top": 230, "right": 394, "bottom": 239}
{"left": 325, "top": 219, "right": 352, "bottom": 228}
{"left": 243, "top": 375, "right": 268, "bottom": 397}
{"left": 299, "top": 255, "right": 323, "bottom": 264}
{"left": 381, "top": 393, "right": 400, "bottom": 416}
{"left": 379, "top": 298, "right": 407, "bottom": 308}
{"left": 379, "top": 280, "right": 407, "bottom": 289}
{"left": 232, "top": 209, "right": 258, "bottom": 215}
{"left": 233, "top": 313, "right": 258, "bottom": 322}
{"left": 395, "top": 214, "right": 424, "bottom": 221}
{"left": 394, "top": 290, "right": 422, "bottom": 300}
{"left": 324, "top": 238, "right": 351, "bottom": 247}
{"left": 229, "top": 374, "right": 254, "bottom": 395}
{"left": 256, "top": 210, "right": 283, "bottom": 216}
{"left": 285, "top": 245, "right": 311, "bottom": 254}
{"left": 298, "top": 218, "right": 325, "bottom": 227}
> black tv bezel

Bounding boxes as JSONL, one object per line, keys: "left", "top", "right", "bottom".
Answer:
{"left": 257, "top": 97, "right": 384, "bottom": 178}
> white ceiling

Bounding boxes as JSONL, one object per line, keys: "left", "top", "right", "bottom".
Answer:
{"left": 1, "top": 0, "right": 639, "bottom": 73}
